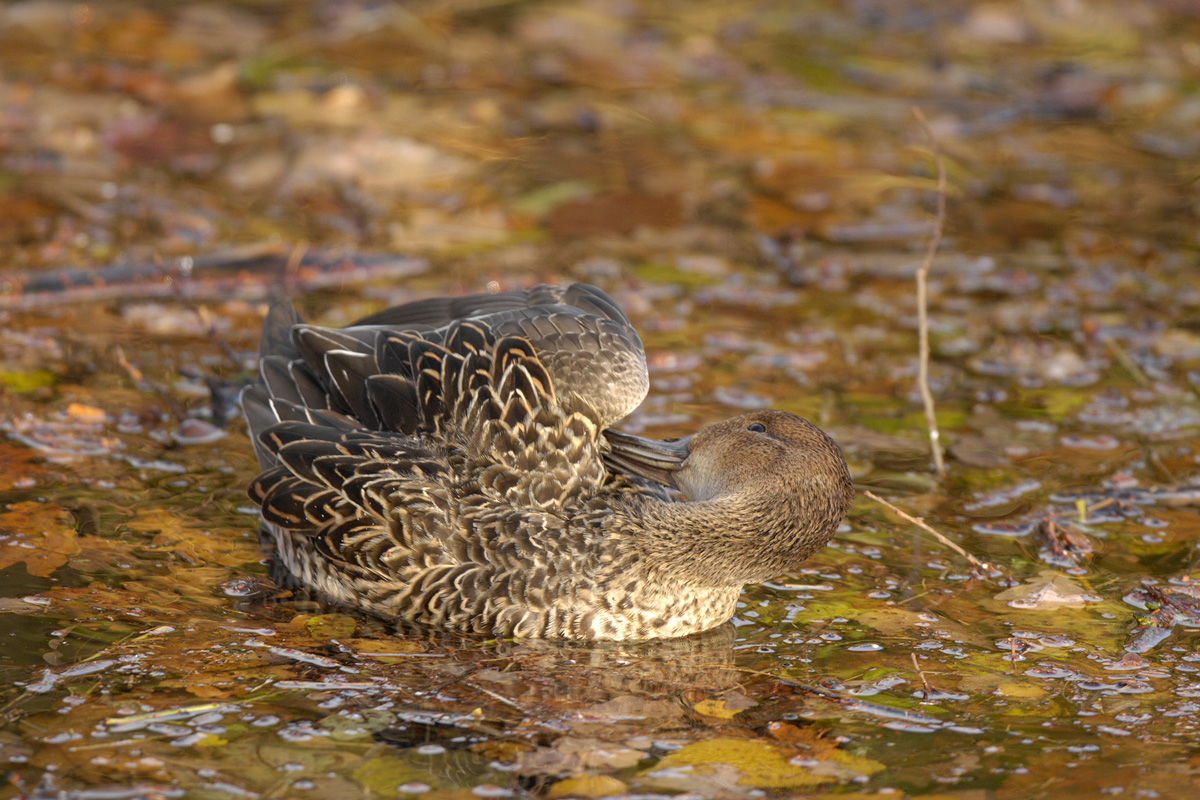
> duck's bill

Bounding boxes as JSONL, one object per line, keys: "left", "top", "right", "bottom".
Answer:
{"left": 604, "top": 430, "right": 691, "bottom": 490}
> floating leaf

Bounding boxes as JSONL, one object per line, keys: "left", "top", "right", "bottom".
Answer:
{"left": 994, "top": 571, "right": 1103, "bottom": 609}
{"left": 997, "top": 682, "right": 1048, "bottom": 699}
{"left": 521, "top": 737, "right": 646, "bottom": 775}
{"left": 766, "top": 722, "right": 886, "bottom": 777}
{"left": 306, "top": 614, "right": 358, "bottom": 639}
{"left": 855, "top": 607, "right": 929, "bottom": 635}
{"left": 193, "top": 733, "right": 228, "bottom": 747}
{"left": 648, "top": 738, "right": 835, "bottom": 790}
{"left": 320, "top": 707, "right": 394, "bottom": 741}
{"left": 547, "top": 775, "right": 628, "bottom": 799}
{"left": 352, "top": 756, "right": 435, "bottom": 796}
{"left": 129, "top": 508, "right": 254, "bottom": 568}
{"left": 345, "top": 638, "right": 434, "bottom": 662}
{"left": 0, "top": 501, "right": 79, "bottom": 577}
{"left": 0, "top": 443, "right": 45, "bottom": 491}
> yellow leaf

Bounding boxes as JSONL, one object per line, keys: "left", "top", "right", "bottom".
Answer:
{"left": 352, "top": 755, "right": 432, "bottom": 794}
{"left": 306, "top": 614, "right": 357, "bottom": 639}
{"left": 547, "top": 775, "right": 628, "bottom": 799}
{"left": 650, "top": 739, "right": 834, "bottom": 790}
{"left": 827, "top": 748, "right": 887, "bottom": 776}
{"left": 996, "top": 682, "right": 1047, "bottom": 699}
{"left": 193, "top": 733, "right": 228, "bottom": 747}
{"left": 186, "top": 684, "right": 233, "bottom": 699}
{"left": 693, "top": 699, "right": 743, "bottom": 719}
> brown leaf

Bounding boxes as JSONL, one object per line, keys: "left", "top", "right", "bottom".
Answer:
{"left": 0, "top": 443, "right": 46, "bottom": 492}
{"left": 0, "top": 501, "right": 79, "bottom": 578}
{"left": 519, "top": 737, "right": 646, "bottom": 775}
{"left": 768, "top": 721, "right": 828, "bottom": 751}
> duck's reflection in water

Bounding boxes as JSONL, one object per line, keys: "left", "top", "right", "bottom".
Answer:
{"left": 374, "top": 620, "right": 742, "bottom": 706}
{"left": 512, "top": 624, "right": 741, "bottom": 696}
{"left": 360, "top": 624, "right": 745, "bottom": 790}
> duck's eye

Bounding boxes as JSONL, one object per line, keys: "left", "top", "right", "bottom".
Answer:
{"left": 748, "top": 422, "right": 767, "bottom": 433}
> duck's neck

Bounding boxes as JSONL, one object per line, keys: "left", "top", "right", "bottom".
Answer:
{"left": 633, "top": 489, "right": 841, "bottom": 587}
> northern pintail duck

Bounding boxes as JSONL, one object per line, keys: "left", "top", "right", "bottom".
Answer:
{"left": 242, "top": 284, "right": 853, "bottom": 640}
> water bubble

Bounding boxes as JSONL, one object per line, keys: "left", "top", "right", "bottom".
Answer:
{"left": 398, "top": 783, "right": 430, "bottom": 794}
{"left": 1025, "top": 667, "right": 1075, "bottom": 679}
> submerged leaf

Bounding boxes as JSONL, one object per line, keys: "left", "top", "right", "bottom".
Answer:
{"left": 547, "top": 775, "right": 628, "bottom": 799}
{"left": 306, "top": 614, "right": 358, "bottom": 639}
{"left": 994, "top": 571, "right": 1103, "bottom": 609}
{"left": 352, "top": 756, "right": 435, "bottom": 796}
{"left": 648, "top": 738, "right": 879, "bottom": 790}
{"left": 0, "top": 501, "right": 79, "bottom": 577}
{"left": 694, "top": 690, "right": 756, "bottom": 719}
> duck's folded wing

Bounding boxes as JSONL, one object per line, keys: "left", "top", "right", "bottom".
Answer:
{"left": 245, "top": 283, "right": 647, "bottom": 441}
{"left": 345, "top": 283, "right": 647, "bottom": 429}
{"left": 243, "top": 283, "right": 638, "bottom": 509}
{"left": 350, "top": 283, "right": 628, "bottom": 329}
{"left": 250, "top": 422, "right": 454, "bottom": 577}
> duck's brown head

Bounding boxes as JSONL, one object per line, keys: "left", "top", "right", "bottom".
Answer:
{"left": 606, "top": 410, "right": 854, "bottom": 582}
{"left": 671, "top": 410, "right": 852, "bottom": 506}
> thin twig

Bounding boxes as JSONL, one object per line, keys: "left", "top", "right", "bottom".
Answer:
{"left": 910, "top": 652, "right": 933, "bottom": 697}
{"left": 911, "top": 106, "right": 947, "bottom": 478}
{"left": 865, "top": 490, "right": 997, "bottom": 575}
{"left": 464, "top": 681, "right": 531, "bottom": 715}
{"left": 1102, "top": 337, "right": 1151, "bottom": 387}
{"left": 114, "top": 345, "right": 144, "bottom": 383}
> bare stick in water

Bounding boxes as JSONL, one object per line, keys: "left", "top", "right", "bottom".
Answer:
{"left": 865, "top": 490, "right": 997, "bottom": 575}
{"left": 912, "top": 106, "right": 947, "bottom": 477}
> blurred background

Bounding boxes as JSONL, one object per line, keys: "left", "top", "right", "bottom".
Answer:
{"left": 1, "top": 0, "right": 1196, "bottom": 287}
